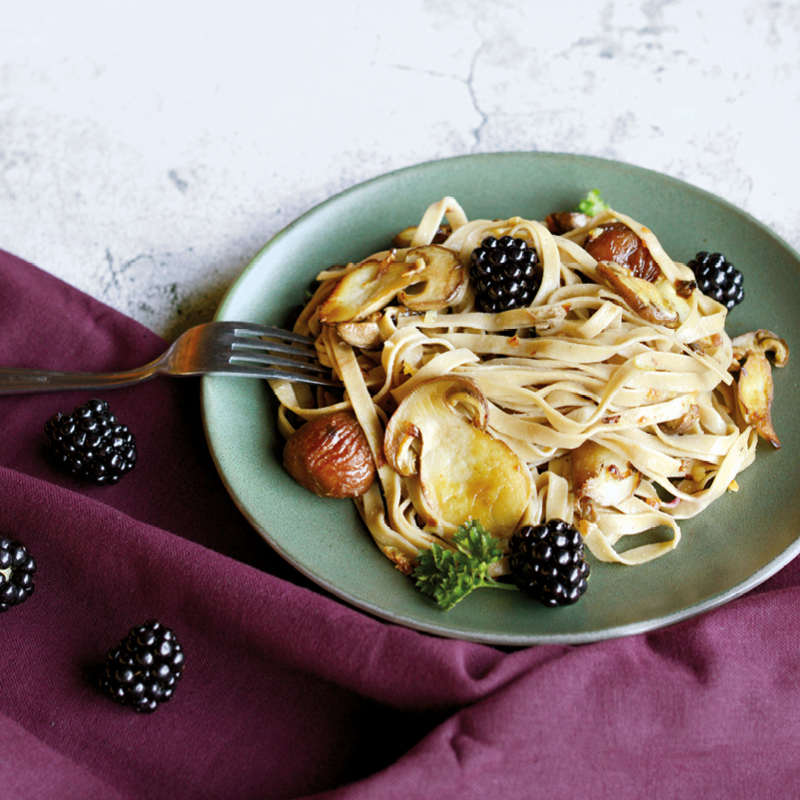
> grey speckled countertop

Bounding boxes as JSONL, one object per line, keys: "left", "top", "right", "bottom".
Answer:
{"left": 3, "top": 0, "right": 799, "bottom": 340}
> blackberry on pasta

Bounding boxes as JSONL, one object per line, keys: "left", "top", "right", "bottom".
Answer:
{"left": 509, "top": 520, "right": 590, "bottom": 607}
{"left": 470, "top": 236, "right": 540, "bottom": 313}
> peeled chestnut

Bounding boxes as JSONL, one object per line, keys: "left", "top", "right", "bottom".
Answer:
{"left": 283, "top": 411, "right": 376, "bottom": 498}
{"left": 584, "top": 222, "right": 661, "bottom": 283}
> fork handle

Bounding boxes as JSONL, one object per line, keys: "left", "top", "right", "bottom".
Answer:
{"left": 0, "top": 364, "right": 163, "bottom": 394}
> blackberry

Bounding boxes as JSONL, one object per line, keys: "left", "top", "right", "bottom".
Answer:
{"left": 45, "top": 398, "right": 137, "bottom": 485}
{"left": 0, "top": 538, "right": 36, "bottom": 613}
{"left": 470, "top": 235, "right": 540, "bottom": 313}
{"left": 100, "top": 620, "right": 185, "bottom": 713}
{"left": 687, "top": 251, "right": 744, "bottom": 311}
{"left": 509, "top": 519, "right": 590, "bottom": 607}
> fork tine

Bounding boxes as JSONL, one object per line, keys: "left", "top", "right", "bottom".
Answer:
{"left": 230, "top": 324, "right": 315, "bottom": 346}
{"left": 231, "top": 338, "right": 317, "bottom": 359}
{"left": 229, "top": 352, "right": 330, "bottom": 376}
{"left": 231, "top": 326, "right": 318, "bottom": 357}
{"left": 227, "top": 366, "right": 342, "bottom": 387}
{"left": 222, "top": 323, "right": 341, "bottom": 387}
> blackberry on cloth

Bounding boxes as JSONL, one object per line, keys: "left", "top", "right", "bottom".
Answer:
{"left": 687, "top": 251, "right": 744, "bottom": 311}
{"left": 509, "top": 519, "right": 590, "bottom": 607}
{"left": 45, "top": 398, "right": 137, "bottom": 485}
{"left": 0, "top": 538, "right": 36, "bottom": 613}
{"left": 470, "top": 235, "right": 541, "bottom": 313}
{"left": 100, "top": 620, "right": 186, "bottom": 713}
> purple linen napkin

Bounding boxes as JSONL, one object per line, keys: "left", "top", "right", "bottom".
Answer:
{"left": 1, "top": 249, "right": 800, "bottom": 800}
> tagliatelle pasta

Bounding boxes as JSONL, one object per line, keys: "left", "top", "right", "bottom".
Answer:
{"left": 270, "top": 196, "right": 786, "bottom": 575}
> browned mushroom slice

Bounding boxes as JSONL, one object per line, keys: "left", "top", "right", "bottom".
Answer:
{"left": 545, "top": 212, "right": 590, "bottom": 235}
{"left": 336, "top": 319, "right": 383, "bottom": 350}
{"left": 383, "top": 376, "right": 531, "bottom": 537}
{"left": 318, "top": 250, "right": 417, "bottom": 324}
{"left": 731, "top": 330, "right": 790, "bottom": 370}
{"left": 584, "top": 222, "right": 662, "bottom": 283}
{"left": 318, "top": 245, "right": 465, "bottom": 324}
{"left": 736, "top": 351, "right": 780, "bottom": 448}
{"left": 392, "top": 227, "right": 417, "bottom": 248}
{"left": 398, "top": 245, "right": 467, "bottom": 312}
{"left": 660, "top": 404, "right": 701, "bottom": 435}
{"left": 595, "top": 260, "right": 690, "bottom": 328}
{"left": 392, "top": 225, "right": 451, "bottom": 248}
{"left": 571, "top": 440, "right": 640, "bottom": 520}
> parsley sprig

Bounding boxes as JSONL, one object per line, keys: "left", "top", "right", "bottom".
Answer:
{"left": 577, "top": 189, "right": 610, "bottom": 217}
{"left": 413, "top": 520, "right": 516, "bottom": 611}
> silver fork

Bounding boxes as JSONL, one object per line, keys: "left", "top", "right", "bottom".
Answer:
{"left": 0, "top": 321, "right": 340, "bottom": 394}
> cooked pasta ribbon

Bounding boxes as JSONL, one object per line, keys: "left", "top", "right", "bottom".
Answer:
{"left": 275, "top": 197, "right": 784, "bottom": 571}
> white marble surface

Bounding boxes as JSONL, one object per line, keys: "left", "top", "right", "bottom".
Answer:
{"left": 2, "top": 0, "right": 799, "bottom": 340}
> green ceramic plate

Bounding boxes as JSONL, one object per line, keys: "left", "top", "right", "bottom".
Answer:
{"left": 202, "top": 152, "right": 800, "bottom": 645}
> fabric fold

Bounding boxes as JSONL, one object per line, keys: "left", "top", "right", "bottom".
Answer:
{"left": 1, "top": 248, "right": 799, "bottom": 800}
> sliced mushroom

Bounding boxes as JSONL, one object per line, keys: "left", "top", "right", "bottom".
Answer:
{"left": 727, "top": 329, "right": 787, "bottom": 447}
{"left": 398, "top": 245, "right": 467, "bottom": 312}
{"left": 545, "top": 212, "right": 590, "bottom": 235}
{"left": 731, "top": 329, "right": 789, "bottom": 370}
{"left": 336, "top": 319, "right": 383, "bottom": 349}
{"left": 660, "top": 404, "right": 700, "bottom": 435}
{"left": 571, "top": 441, "right": 640, "bottom": 521}
{"left": 318, "top": 245, "right": 465, "bottom": 325}
{"left": 392, "top": 225, "right": 451, "bottom": 248}
{"left": 584, "top": 222, "right": 662, "bottom": 283}
{"left": 736, "top": 351, "right": 780, "bottom": 448}
{"left": 595, "top": 260, "right": 692, "bottom": 328}
{"left": 318, "top": 250, "right": 414, "bottom": 325}
{"left": 383, "top": 376, "right": 531, "bottom": 537}
{"left": 584, "top": 222, "right": 695, "bottom": 328}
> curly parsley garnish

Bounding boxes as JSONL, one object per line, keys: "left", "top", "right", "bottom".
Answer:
{"left": 413, "top": 520, "right": 516, "bottom": 611}
{"left": 577, "top": 189, "right": 610, "bottom": 217}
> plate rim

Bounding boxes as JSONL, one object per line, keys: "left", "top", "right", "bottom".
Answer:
{"left": 203, "top": 150, "right": 800, "bottom": 646}
{"left": 221, "top": 152, "right": 800, "bottom": 292}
